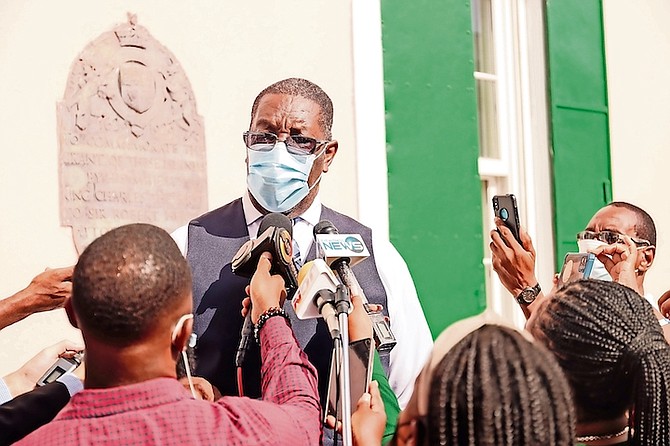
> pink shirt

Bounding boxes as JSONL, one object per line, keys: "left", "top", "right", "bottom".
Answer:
{"left": 17, "top": 317, "right": 321, "bottom": 445}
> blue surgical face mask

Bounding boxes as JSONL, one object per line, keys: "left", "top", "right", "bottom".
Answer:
{"left": 247, "top": 142, "right": 323, "bottom": 213}
{"left": 577, "top": 239, "right": 612, "bottom": 281}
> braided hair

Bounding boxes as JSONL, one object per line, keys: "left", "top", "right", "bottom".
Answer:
{"left": 426, "top": 325, "right": 575, "bottom": 446}
{"left": 531, "top": 280, "right": 670, "bottom": 445}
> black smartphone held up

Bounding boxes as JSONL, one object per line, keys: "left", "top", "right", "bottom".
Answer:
{"left": 492, "top": 194, "right": 522, "bottom": 244}
{"left": 324, "top": 338, "right": 373, "bottom": 423}
{"left": 557, "top": 252, "right": 596, "bottom": 289}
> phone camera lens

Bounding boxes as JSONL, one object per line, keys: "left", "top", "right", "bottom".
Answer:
{"left": 500, "top": 208, "right": 509, "bottom": 220}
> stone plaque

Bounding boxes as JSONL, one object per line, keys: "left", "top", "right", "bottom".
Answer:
{"left": 57, "top": 14, "right": 207, "bottom": 253}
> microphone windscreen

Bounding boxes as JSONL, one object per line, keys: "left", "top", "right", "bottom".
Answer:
{"left": 259, "top": 212, "right": 293, "bottom": 236}
{"left": 297, "top": 260, "right": 315, "bottom": 285}
{"left": 313, "top": 220, "right": 338, "bottom": 236}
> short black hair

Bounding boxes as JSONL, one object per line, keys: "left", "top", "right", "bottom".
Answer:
{"left": 72, "top": 223, "right": 192, "bottom": 345}
{"left": 250, "top": 78, "right": 334, "bottom": 139}
{"left": 428, "top": 325, "right": 575, "bottom": 445}
{"left": 608, "top": 201, "right": 657, "bottom": 246}
{"left": 534, "top": 280, "right": 670, "bottom": 446}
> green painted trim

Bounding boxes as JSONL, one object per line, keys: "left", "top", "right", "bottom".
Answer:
{"left": 546, "top": 0, "right": 612, "bottom": 267}
{"left": 380, "top": 0, "right": 486, "bottom": 337}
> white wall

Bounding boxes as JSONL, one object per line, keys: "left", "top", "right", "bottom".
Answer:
{"left": 603, "top": 0, "right": 670, "bottom": 299}
{"left": 0, "top": 1, "right": 357, "bottom": 375}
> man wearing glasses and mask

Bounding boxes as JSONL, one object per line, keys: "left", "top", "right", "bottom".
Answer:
{"left": 490, "top": 201, "right": 668, "bottom": 330}
{"left": 171, "top": 78, "right": 432, "bottom": 417}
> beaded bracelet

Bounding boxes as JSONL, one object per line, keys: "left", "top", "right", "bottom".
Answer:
{"left": 254, "top": 307, "right": 291, "bottom": 344}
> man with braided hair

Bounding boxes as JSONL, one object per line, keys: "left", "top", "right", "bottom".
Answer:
{"left": 352, "top": 311, "right": 575, "bottom": 445}
{"left": 527, "top": 280, "right": 670, "bottom": 446}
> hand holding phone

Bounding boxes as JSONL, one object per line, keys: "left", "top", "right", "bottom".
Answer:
{"left": 492, "top": 194, "right": 522, "bottom": 245}
{"left": 325, "top": 338, "right": 373, "bottom": 422}
{"left": 36, "top": 351, "right": 84, "bottom": 386}
{"left": 557, "top": 253, "right": 595, "bottom": 289}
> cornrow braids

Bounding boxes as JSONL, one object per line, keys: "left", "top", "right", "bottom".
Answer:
{"left": 427, "top": 325, "right": 575, "bottom": 446}
{"left": 533, "top": 279, "right": 670, "bottom": 446}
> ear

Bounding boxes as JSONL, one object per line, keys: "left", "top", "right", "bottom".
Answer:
{"left": 64, "top": 298, "right": 79, "bottom": 329}
{"left": 638, "top": 246, "right": 656, "bottom": 273}
{"left": 172, "top": 316, "right": 193, "bottom": 353}
{"left": 321, "top": 140, "right": 338, "bottom": 173}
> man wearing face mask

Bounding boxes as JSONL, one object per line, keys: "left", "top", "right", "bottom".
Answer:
{"left": 171, "top": 78, "right": 432, "bottom": 413}
{"left": 489, "top": 201, "right": 662, "bottom": 319}
{"left": 18, "top": 224, "right": 321, "bottom": 445}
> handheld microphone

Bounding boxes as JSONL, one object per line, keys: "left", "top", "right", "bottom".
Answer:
{"left": 293, "top": 259, "right": 351, "bottom": 339}
{"left": 314, "top": 220, "right": 397, "bottom": 353}
{"left": 233, "top": 213, "right": 297, "bottom": 369}
{"left": 231, "top": 213, "right": 299, "bottom": 296}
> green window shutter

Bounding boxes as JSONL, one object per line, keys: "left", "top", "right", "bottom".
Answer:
{"left": 546, "top": 0, "right": 612, "bottom": 266}
{"left": 381, "top": 0, "right": 485, "bottom": 337}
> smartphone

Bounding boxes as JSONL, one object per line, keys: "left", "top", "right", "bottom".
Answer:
{"left": 36, "top": 351, "right": 84, "bottom": 386}
{"left": 324, "top": 338, "right": 373, "bottom": 423}
{"left": 492, "top": 194, "right": 522, "bottom": 244}
{"left": 557, "top": 253, "right": 595, "bottom": 288}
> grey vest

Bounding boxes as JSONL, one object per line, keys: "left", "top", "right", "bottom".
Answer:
{"left": 186, "top": 198, "right": 389, "bottom": 404}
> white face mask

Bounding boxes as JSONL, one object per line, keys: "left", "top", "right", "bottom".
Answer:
{"left": 577, "top": 239, "right": 612, "bottom": 281}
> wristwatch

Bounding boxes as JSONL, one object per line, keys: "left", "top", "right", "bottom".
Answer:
{"left": 516, "top": 283, "right": 541, "bottom": 305}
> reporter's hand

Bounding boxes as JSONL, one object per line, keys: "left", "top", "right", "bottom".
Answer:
{"left": 241, "top": 294, "right": 251, "bottom": 318}
{"left": 490, "top": 219, "right": 538, "bottom": 297}
{"left": 349, "top": 295, "right": 373, "bottom": 342}
{"left": 659, "top": 290, "right": 670, "bottom": 319}
{"left": 73, "top": 357, "right": 86, "bottom": 381}
{"left": 179, "top": 376, "right": 215, "bottom": 401}
{"left": 3, "top": 339, "right": 84, "bottom": 397}
{"left": 352, "top": 381, "right": 386, "bottom": 446}
{"left": 23, "top": 266, "right": 74, "bottom": 313}
{"left": 249, "top": 252, "right": 286, "bottom": 323}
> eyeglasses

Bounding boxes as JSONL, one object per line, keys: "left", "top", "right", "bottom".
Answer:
{"left": 243, "top": 131, "right": 329, "bottom": 156}
{"left": 576, "top": 230, "right": 652, "bottom": 247}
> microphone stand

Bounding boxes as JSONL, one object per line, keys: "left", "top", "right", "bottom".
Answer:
{"left": 333, "top": 284, "right": 353, "bottom": 446}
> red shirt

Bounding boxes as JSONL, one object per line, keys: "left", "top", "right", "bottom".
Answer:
{"left": 17, "top": 317, "right": 321, "bottom": 445}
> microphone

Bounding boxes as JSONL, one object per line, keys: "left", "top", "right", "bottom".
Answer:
{"left": 293, "top": 259, "right": 351, "bottom": 339}
{"left": 232, "top": 213, "right": 297, "bottom": 369}
{"left": 314, "top": 220, "right": 397, "bottom": 353}
{"left": 313, "top": 221, "right": 370, "bottom": 269}
{"left": 231, "top": 213, "right": 299, "bottom": 296}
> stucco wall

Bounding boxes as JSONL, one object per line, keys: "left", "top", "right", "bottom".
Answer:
{"left": 603, "top": 0, "right": 670, "bottom": 300}
{"left": 0, "top": 1, "right": 357, "bottom": 375}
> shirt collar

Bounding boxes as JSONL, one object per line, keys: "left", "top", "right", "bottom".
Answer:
{"left": 298, "top": 194, "right": 322, "bottom": 227}
{"left": 242, "top": 191, "right": 322, "bottom": 228}
{"left": 60, "top": 378, "right": 189, "bottom": 420}
{"left": 242, "top": 191, "right": 264, "bottom": 228}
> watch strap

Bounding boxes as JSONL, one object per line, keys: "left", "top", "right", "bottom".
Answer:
{"left": 516, "top": 283, "right": 541, "bottom": 305}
